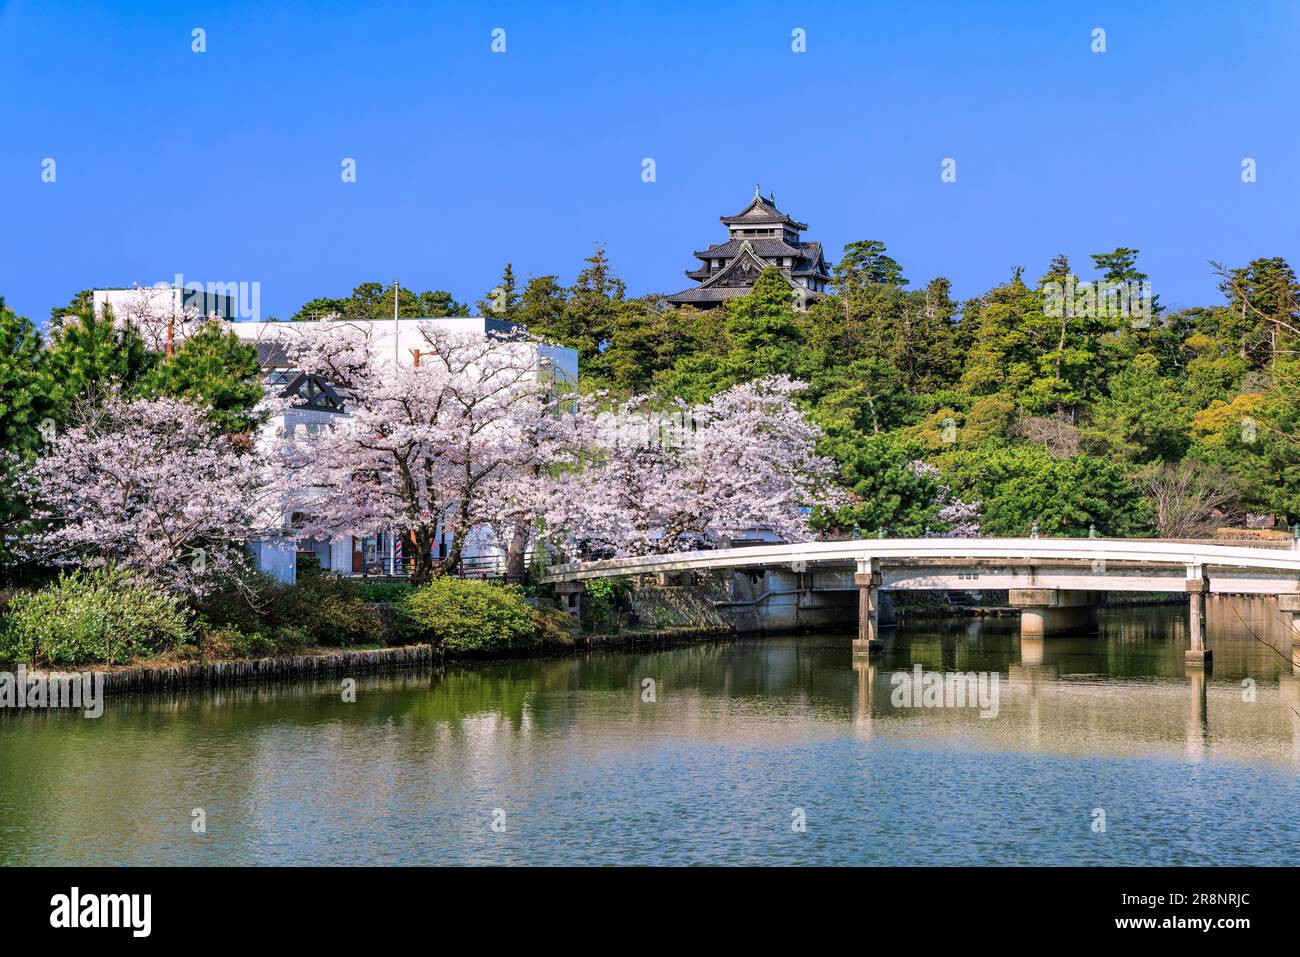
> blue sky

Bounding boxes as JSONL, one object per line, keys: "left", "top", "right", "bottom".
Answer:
{"left": 2, "top": 0, "right": 1298, "bottom": 322}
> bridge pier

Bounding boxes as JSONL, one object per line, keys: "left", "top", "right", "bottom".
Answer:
{"left": 1008, "top": 589, "right": 1100, "bottom": 638}
{"left": 1185, "top": 577, "right": 1211, "bottom": 666}
{"left": 1278, "top": 595, "right": 1300, "bottom": 644}
{"left": 852, "top": 569, "right": 883, "bottom": 656}
{"left": 554, "top": 580, "right": 585, "bottom": 621}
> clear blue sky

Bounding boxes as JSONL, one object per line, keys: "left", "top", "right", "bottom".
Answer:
{"left": 2, "top": 0, "right": 1298, "bottom": 323}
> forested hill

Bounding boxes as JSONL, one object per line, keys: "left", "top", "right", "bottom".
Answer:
{"left": 477, "top": 243, "right": 1300, "bottom": 538}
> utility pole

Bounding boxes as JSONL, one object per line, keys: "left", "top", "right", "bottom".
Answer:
{"left": 391, "top": 278, "right": 399, "bottom": 576}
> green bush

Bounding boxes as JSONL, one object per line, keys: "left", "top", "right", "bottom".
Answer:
{"left": 534, "top": 606, "right": 577, "bottom": 648}
{"left": 193, "top": 571, "right": 384, "bottom": 650}
{"left": 356, "top": 580, "right": 416, "bottom": 603}
{"left": 651, "top": 607, "right": 677, "bottom": 630}
{"left": 269, "top": 574, "right": 384, "bottom": 647}
{"left": 194, "top": 622, "right": 276, "bottom": 660}
{"left": 1, "top": 568, "right": 192, "bottom": 666}
{"left": 273, "top": 624, "right": 311, "bottom": 653}
{"left": 397, "top": 578, "right": 538, "bottom": 654}
{"left": 191, "top": 570, "right": 276, "bottom": 636}
{"left": 583, "top": 577, "right": 632, "bottom": 631}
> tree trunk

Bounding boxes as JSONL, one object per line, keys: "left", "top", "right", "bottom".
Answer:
{"left": 505, "top": 521, "right": 529, "bottom": 584}
{"left": 434, "top": 500, "right": 473, "bottom": 578}
{"left": 410, "top": 524, "right": 436, "bottom": 585}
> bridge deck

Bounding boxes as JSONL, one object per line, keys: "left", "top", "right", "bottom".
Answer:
{"left": 540, "top": 538, "right": 1300, "bottom": 594}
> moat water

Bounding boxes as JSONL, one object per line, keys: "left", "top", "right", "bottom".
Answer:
{"left": 2, "top": 600, "right": 1298, "bottom": 865}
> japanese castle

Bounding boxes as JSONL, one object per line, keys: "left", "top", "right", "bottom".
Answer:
{"left": 665, "top": 188, "right": 832, "bottom": 310}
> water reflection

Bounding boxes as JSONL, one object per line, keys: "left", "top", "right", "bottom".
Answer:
{"left": 1, "top": 601, "right": 1297, "bottom": 865}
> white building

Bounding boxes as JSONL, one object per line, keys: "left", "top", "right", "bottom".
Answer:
{"left": 85, "top": 285, "right": 243, "bottom": 352}
{"left": 85, "top": 290, "right": 579, "bottom": 584}
{"left": 227, "top": 317, "right": 578, "bottom": 584}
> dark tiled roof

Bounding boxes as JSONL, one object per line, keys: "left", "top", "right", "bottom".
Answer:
{"left": 693, "top": 238, "right": 808, "bottom": 261}
{"left": 664, "top": 286, "right": 754, "bottom": 304}
{"left": 688, "top": 238, "right": 830, "bottom": 281}
{"left": 255, "top": 340, "right": 291, "bottom": 368}
{"left": 665, "top": 285, "right": 824, "bottom": 305}
{"left": 789, "top": 242, "right": 829, "bottom": 277}
{"left": 719, "top": 195, "right": 808, "bottom": 230}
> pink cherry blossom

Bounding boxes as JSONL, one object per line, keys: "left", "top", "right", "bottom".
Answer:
{"left": 21, "top": 394, "right": 272, "bottom": 594}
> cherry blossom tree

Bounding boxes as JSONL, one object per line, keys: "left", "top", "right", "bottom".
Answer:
{"left": 20, "top": 394, "right": 269, "bottom": 593}
{"left": 278, "top": 322, "right": 572, "bottom": 584}
{"left": 909, "top": 460, "right": 981, "bottom": 537}
{"left": 548, "top": 376, "right": 843, "bottom": 556}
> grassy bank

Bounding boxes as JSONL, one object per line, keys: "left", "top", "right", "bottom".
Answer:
{"left": 0, "top": 569, "right": 742, "bottom": 696}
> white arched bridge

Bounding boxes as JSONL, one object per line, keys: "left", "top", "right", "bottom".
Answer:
{"left": 541, "top": 537, "right": 1300, "bottom": 665}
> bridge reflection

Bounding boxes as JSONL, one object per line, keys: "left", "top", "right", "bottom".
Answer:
{"left": 850, "top": 600, "right": 1300, "bottom": 764}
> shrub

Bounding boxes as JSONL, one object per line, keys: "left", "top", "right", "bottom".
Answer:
{"left": 1, "top": 568, "right": 192, "bottom": 666}
{"left": 356, "top": 580, "right": 415, "bottom": 603}
{"left": 651, "top": 607, "right": 677, "bottom": 630}
{"left": 195, "top": 622, "right": 276, "bottom": 660}
{"left": 397, "top": 578, "right": 538, "bottom": 654}
{"left": 194, "top": 572, "right": 384, "bottom": 649}
{"left": 534, "top": 606, "right": 577, "bottom": 648}
{"left": 191, "top": 570, "right": 277, "bottom": 636}
{"left": 583, "top": 577, "right": 632, "bottom": 631}
{"left": 272, "top": 624, "right": 311, "bottom": 653}
{"left": 268, "top": 574, "right": 384, "bottom": 647}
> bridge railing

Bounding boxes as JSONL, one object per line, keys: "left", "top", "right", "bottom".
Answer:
{"left": 538, "top": 536, "right": 1300, "bottom": 583}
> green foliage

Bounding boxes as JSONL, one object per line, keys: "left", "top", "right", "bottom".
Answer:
{"left": 194, "top": 622, "right": 277, "bottom": 659}
{"left": 270, "top": 574, "right": 385, "bottom": 646}
{"left": 650, "top": 607, "right": 676, "bottom": 629}
{"left": 938, "top": 444, "right": 1147, "bottom": 536}
{"left": 291, "top": 282, "right": 467, "bottom": 321}
{"left": 655, "top": 268, "right": 809, "bottom": 401}
{"left": 720, "top": 267, "right": 807, "bottom": 379}
{"left": 193, "top": 571, "right": 385, "bottom": 651}
{"left": 533, "top": 606, "right": 578, "bottom": 648}
{"left": 44, "top": 307, "right": 157, "bottom": 416}
{"left": 142, "top": 323, "right": 264, "bottom": 434}
{"left": 815, "top": 430, "right": 945, "bottom": 535}
{"left": 583, "top": 576, "right": 632, "bottom": 631}
{"left": 835, "top": 240, "right": 908, "bottom": 288}
{"left": 1, "top": 567, "right": 192, "bottom": 666}
{"left": 356, "top": 580, "right": 416, "bottom": 603}
{"left": 1188, "top": 370, "right": 1300, "bottom": 519}
{"left": 511, "top": 246, "right": 626, "bottom": 374}
{"left": 397, "top": 578, "right": 539, "bottom": 654}
{"left": 1080, "top": 353, "right": 1191, "bottom": 464}
{"left": 0, "top": 300, "right": 54, "bottom": 565}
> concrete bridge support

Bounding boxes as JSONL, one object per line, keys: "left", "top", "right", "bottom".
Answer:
{"left": 555, "top": 580, "right": 585, "bottom": 621}
{"left": 853, "top": 567, "right": 883, "bottom": 656}
{"left": 1185, "top": 577, "right": 1211, "bottom": 666}
{"left": 1279, "top": 595, "right": 1300, "bottom": 645}
{"left": 1008, "top": 589, "right": 1101, "bottom": 638}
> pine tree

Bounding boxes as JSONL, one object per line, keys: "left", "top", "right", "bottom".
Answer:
{"left": 0, "top": 299, "right": 54, "bottom": 566}
{"left": 142, "top": 322, "right": 264, "bottom": 435}
{"left": 45, "top": 307, "right": 157, "bottom": 416}
{"left": 476, "top": 263, "right": 521, "bottom": 320}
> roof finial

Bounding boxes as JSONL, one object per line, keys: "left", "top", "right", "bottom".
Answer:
{"left": 754, "top": 182, "right": 761, "bottom": 199}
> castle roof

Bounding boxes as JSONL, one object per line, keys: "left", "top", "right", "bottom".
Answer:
{"left": 719, "top": 192, "right": 808, "bottom": 230}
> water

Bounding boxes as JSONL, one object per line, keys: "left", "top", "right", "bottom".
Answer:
{"left": 2, "top": 601, "right": 1298, "bottom": 866}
